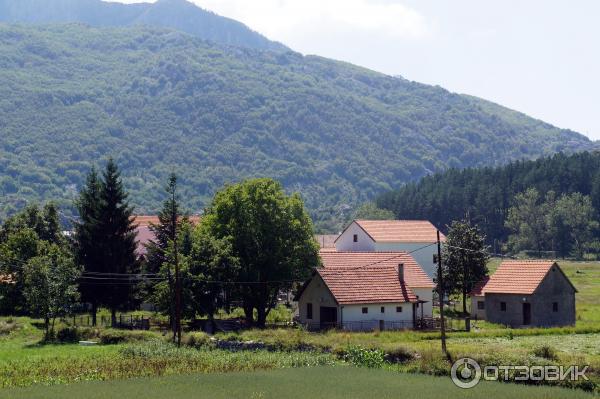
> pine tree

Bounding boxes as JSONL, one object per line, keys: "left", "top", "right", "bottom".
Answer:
{"left": 74, "top": 167, "right": 103, "bottom": 325}
{"left": 97, "top": 159, "right": 139, "bottom": 327}
{"left": 144, "top": 174, "right": 181, "bottom": 334}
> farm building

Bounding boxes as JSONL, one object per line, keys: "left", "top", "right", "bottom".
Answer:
{"left": 296, "top": 251, "right": 435, "bottom": 331}
{"left": 470, "top": 260, "right": 576, "bottom": 327}
{"left": 132, "top": 215, "right": 201, "bottom": 258}
{"left": 334, "top": 220, "right": 444, "bottom": 278}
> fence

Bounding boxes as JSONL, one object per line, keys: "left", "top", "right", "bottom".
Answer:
{"left": 67, "top": 314, "right": 151, "bottom": 330}
{"left": 301, "top": 317, "right": 469, "bottom": 332}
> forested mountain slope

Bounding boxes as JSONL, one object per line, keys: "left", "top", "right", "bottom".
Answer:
{"left": 0, "top": 0, "right": 287, "bottom": 51}
{"left": 376, "top": 151, "right": 600, "bottom": 243}
{"left": 0, "top": 24, "right": 594, "bottom": 230}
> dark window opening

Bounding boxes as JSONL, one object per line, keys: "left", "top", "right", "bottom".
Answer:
{"left": 353, "top": 234, "right": 358, "bottom": 242}
{"left": 380, "top": 306, "right": 385, "bottom": 313}
{"left": 500, "top": 302, "right": 507, "bottom": 311}
{"left": 306, "top": 303, "right": 313, "bottom": 319}
{"left": 553, "top": 302, "right": 558, "bottom": 312}
{"left": 362, "top": 307, "right": 368, "bottom": 314}
{"left": 477, "top": 301, "right": 485, "bottom": 310}
{"left": 396, "top": 306, "right": 402, "bottom": 313}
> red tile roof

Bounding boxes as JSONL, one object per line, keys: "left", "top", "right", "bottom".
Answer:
{"left": 318, "top": 266, "right": 419, "bottom": 304}
{"left": 472, "top": 260, "right": 575, "bottom": 295}
{"left": 133, "top": 215, "right": 201, "bottom": 257}
{"left": 342, "top": 220, "right": 445, "bottom": 243}
{"left": 319, "top": 250, "right": 435, "bottom": 289}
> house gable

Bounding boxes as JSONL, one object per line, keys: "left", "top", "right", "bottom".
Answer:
{"left": 334, "top": 221, "right": 376, "bottom": 251}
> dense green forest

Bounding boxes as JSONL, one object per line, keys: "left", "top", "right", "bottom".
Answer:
{"left": 0, "top": 0, "right": 287, "bottom": 51}
{"left": 0, "top": 24, "right": 595, "bottom": 231}
{"left": 376, "top": 151, "right": 600, "bottom": 248}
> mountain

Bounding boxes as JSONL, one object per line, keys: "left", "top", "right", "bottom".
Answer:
{"left": 0, "top": 24, "right": 595, "bottom": 231}
{"left": 0, "top": 0, "right": 287, "bottom": 51}
{"left": 376, "top": 151, "right": 600, "bottom": 243}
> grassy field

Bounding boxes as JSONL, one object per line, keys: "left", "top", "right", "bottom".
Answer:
{"left": 0, "top": 259, "right": 598, "bottom": 395}
{"left": 2, "top": 366, "right": 595, "bottom": 399}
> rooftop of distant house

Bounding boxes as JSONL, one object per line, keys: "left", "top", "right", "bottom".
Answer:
{"left": 337, "top": 220, "right": 445, "bottom": 244}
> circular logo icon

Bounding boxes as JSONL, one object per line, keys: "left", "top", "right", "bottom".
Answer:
{"left": 451, "top": 357, "right": 482, "bottom": 389}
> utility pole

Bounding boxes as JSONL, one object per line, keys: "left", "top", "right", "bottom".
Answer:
{"left": 171, "top": 177, "right": 182, "bottom": 347}
{"left": 437, "top": 230, "right": 447, "bottom": 355}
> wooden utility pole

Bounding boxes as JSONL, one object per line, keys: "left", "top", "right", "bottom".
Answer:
{"left": 437, "top": 230, "right": 447, "bottom": 354}
{"left": 171, "top": 183, "right": 182, "bottom": 347}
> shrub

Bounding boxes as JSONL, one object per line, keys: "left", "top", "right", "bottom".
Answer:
{"left": 384, "top": 346, "right": 414, "bottom": 363}
{"left": 344, "top": 345, "right": 385, "bottom": 368}
{"left": 0, "top": 319, "right": 19, "bottom": 335}
{"left": 532, "top": 345, "right": 559, "bottom": 361}
{"left": 183, "top": 331, "right": 211, "bottom": 348}
{"left": 99, "top": 329, "right": 158, "bottom": 345}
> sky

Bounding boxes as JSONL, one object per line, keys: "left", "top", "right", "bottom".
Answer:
{"left": 115, "top": 0, "right": 600, "bottom": 140}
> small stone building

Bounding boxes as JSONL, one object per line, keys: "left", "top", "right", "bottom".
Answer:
{"left": 470, "top": 260, "right": 576, "bottom": 327}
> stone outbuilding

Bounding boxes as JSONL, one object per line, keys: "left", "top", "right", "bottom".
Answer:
{"left": 470, "top": 260, "right": 576, "bottom": 327}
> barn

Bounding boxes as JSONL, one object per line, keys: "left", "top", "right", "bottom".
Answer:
{"left": 470, "top": 260, "right": 576, "bottom": 327}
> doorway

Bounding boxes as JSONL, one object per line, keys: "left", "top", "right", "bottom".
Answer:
{"left": 522, "top": 303, "right": 531, "bottom": 325}
{"left": 319, "top": 306, "right": 337, "bottom": 329}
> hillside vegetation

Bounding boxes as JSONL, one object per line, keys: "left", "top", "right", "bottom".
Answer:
{"left": 0, "top": 24, "right": 594, "bottom": 230}
{"left": 0, "top": 0, "right": 287, "bottom": 51}
{"left": 377, "top": 151, "right": 600, "bottom": 244}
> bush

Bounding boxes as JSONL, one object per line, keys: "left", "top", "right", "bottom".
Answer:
{"left": 0, "top": 319, "right": 19, "bottom": 335}
{"left": 532, "top": 345, "right": 559, "bottom": 361}
{"left": 344, "top": 345, "right": 385, "bottom": 368}
{"left": 183, "top": 331, "right": 211, "bottom": 348}
{"left": 99, "top": 329, "right": 158, "bottom": 345}
{"left": 384, "top": 346, "right": 414, "bottom": 363}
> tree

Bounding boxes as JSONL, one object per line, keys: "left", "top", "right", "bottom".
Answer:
{"left": 188, "top": 226, "right": 239, "bottom": 331}
{"left": 505, "top": 188, "right": 552, "bottom": 255}
{"left": 23, "top": 244, "right": 81, "bottom": 338}
{"left": 144, "top": 173, "right": 182, "bottom": 338}
{"left": 96, "top": 159, "right": 139, "bottom": 327}
{"left": 442, "top": 220, "right": 489, "bottom": 315}
{"left": 202, "top": 178, "right": 320, "bottom": 327}
{"left": 352, "top": 202, "right": 395, "bottom": 221}
{"left": 551, "top": 193, "right": 599, "bottom": 259}
{"left": 74, "top": 167, "right": 103, "bottom": 325}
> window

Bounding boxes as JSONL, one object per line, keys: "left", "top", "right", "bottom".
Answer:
{"left": 380, "top": 306, "right": 385, "bottom": 313}
{"left": 353, "top": 234, "right": 358, "bottom": 242}
{"left": 306, "top": 303, "right": 313, "bottom": 319}
{"left": 362, "top": 307, "right": 368, "bottom": 314}
{"left": 396, "top": 306, "right": 403, "bottom": 313}
{"left": 500, "top": 302, "right": 507, "bottom": 311}
{"left": 477, "top": 301, "right": 485, "bottom": 310}
{"left": 553, "top": 302, "right": 558, "bottom": 312}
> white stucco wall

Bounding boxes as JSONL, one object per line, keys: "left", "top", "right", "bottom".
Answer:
{"left": 297, "top": 274, "right": 338, "bottom": 325}
{"left": 335, "top": 222, "right": 376, "bottom": 251}
{"left": 374, "top": 242, "right": 439, "bottom": 278}
{"left": 412, "top": 287, "right": 434, "bottom": 318}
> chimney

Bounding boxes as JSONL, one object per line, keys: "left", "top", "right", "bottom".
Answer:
{"left": 398, "top": 263, "right": 404, "bottom": 281}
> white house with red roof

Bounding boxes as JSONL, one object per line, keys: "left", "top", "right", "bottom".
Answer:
{"left": 296, "top": 251, "right": 435, "bottom": 330}
{"left": 470, "top": 260, "right": 576, "bottom": 327}
{"left": 334, "top": 220, "right": 444, "bottom": 278}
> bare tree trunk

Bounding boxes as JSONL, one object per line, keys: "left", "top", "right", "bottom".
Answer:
{"left": 111, "top": 308, "right": 117, "bottom": 328}
{"left": 91, "top": 302, "right": 97, "bottom": 327}
{"left": 243, "top": 302, "right": 254, "bottom": 327}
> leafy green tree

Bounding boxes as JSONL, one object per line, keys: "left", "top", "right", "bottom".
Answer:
{"left": 352, "top": 202, "right": 395, "bottom": 221}
{"left": 442, "top": 220, "right": 489, "bottom": 315}
{"left": 74, "top": 167, "right": 103, "bottom": 325}
{"left": 506, "top": 188, "right": 552, "bottom": 255}
{"left": 202, "top": 178, "right": 320, "bottom": 327}
{"left": 550, "top": 193, "right": 599, "bottom": 259}
{"left": 23, "top": 244, "right": 81, "bottom": 338}
{"left": 187, "top": 226, "right": 239, "bottom": 331}
{"left": 96, "top": 159, "right": 140, "bottom": 327}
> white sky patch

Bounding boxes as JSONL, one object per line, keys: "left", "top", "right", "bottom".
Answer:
{"left": 196, "top": 0, "right": 431, "bottom": 41}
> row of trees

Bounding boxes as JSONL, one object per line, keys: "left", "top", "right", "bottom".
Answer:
{"left": 1, "top": 159, "right": 320, "bottom": 336}
{"left": 506, "top": 189, "right": 598, "bottom": 259}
